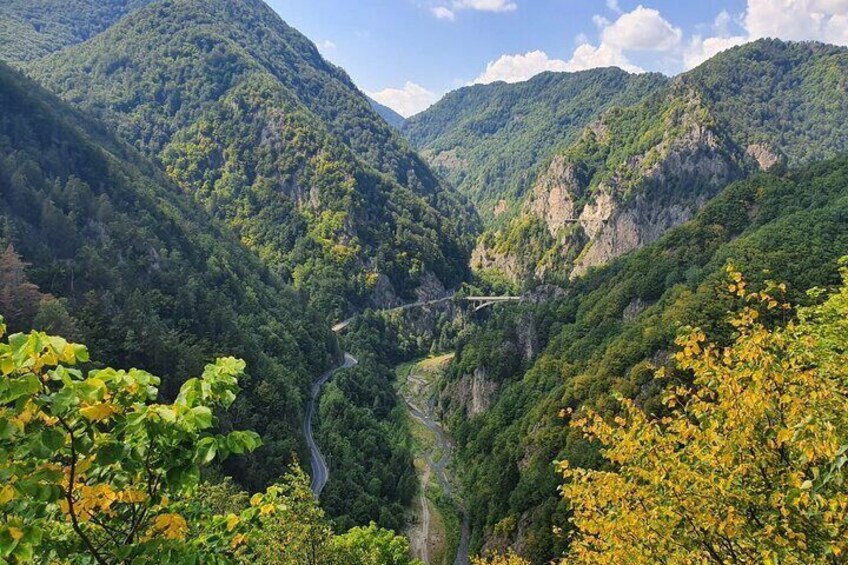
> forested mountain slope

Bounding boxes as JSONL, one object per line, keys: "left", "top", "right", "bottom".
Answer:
{"left": 0, "top": 0, "right": 154, "bottom": 62}
{"left": 29, "top": 0, "right": 475, "bottom": 320}
{"left": 0, "top": 61, "right": 333, "bottom": 489}
{"left": 444, "top": 153, "right": 848, "bottom": 562}
{"left": 403, "top": 69, "right": 668, "bottom": 220}
{"left": 472, "top": 40, "right": 848, "bottom": 285}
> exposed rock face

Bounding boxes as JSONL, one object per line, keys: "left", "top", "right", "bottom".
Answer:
{"left": 427, "top": 147, "right": 467, "bottom": 174}
{"left": 415, "top": 270, "right": 447, "bottom": 302}
{"left": 570, "top": 115, "right": 739, "bottom": 277}
{"left": 489, "top": 86, "right": 744, "bottom": 283}
{"left": 527, "top": 155, "right": 579, "bottom": 236}
{"left": 746, "top": 143, "right": 785, "bottom": 171}
{"left": 370, "top": 273, "right": 400, "bottom": 309}
{"left": 623, "top": 296, "right": 649, "bottom": 322}
{"left": 441, "top": 366, "right": 500, "bottom": 418}
{"left": 471, "top": 241, "right": 525, "bottom": 282}
{"left": 516, "top": 312, "right": 539, "bottom": 362}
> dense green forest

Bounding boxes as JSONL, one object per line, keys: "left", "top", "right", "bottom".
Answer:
{"left": 28, "top": 0, "right": 476, "bottom": 321}
{"left": 445, "top": 154, "right": 848, "bottom": 562}
{"left": 0, "top": 0, "right": 154, "bottom": 62}
{"left": 404, "top": 69, "right": 667, "bottom": 220}
{"left": 683, "top": 39, "right": 848, "bottom": 166}
{"left": 0, "top": 61, "right": 334, "bottom": 490}
{"left": 318, "top": 313, "right": 418, "bottom": 532}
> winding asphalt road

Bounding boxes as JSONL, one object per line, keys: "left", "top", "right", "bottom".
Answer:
{"left": 304, "top": 352, "right": 358, "bottom": 496}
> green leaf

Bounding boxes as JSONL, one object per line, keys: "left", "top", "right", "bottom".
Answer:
{"left": 96, "top": 442, "right": 124, "bottom": 465}
{"left": 1, "top": 374, "right": 40, "bottom": 403}
{"left": 40, "top": 428, "right": 65, "bottom": 452}
{"left": 195, "top": 437, "right": 217, "bottom": 464}
{"left": 191, "top": 406, "right": 213, "bottom": 429}
{"left": 226, "top": 431, "right": 262, "bottom": 455}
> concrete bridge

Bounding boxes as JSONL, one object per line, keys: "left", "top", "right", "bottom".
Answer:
{"left": 464, "top": 296, "right": 521, "bottom": 311}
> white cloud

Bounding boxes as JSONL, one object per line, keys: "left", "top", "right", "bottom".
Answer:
{"left": 472, "top": 44, "right": 643, "bottom": 85}
{"left": 601, "top": 5, "right": 683, "bottom": 51}
{"left": 567, "top": 43, "right": 644, "bottom": 73}
{"left": 684, "top": 34, "right": 747, "bottom": 68}
{"left": 432, "top": 6, "right": 456, "bottom": 20}
{"left": 367, "top": 82, "right": 438, "bottom": 117}
{"left": 318, "top": 40, "right": 336, "bottom": 53}
{"left": 473, "top": 51, "right": 570, "bottom": 84}
{"left": 592, "top": 15, "right": 611, "bottom": 28}
{"left": 464, "top": 0, "right": 848, "bottom": 89}
{"left": 430, "top": 0, "right": 516, "bottom": 20}
{"left": 683, "top": 0, "right": 848, "bottom": 69}
{"left": 745, "top": 0, "right": 848, "bottom": 43}
{"left": 453, "top": 0, "right": 517, "bottom": 12}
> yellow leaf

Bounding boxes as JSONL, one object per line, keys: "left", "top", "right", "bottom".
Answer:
{"left": 260, "top": 503, "right": 276, "bottom": 516}
{"left": 231, "top": 533, "right": 247, "bottom": 549}
{"left": 0, "top": 485, "right": 16, "bottom": 505}
{"left": 80, "top": 403, "right": 118, "bottom": 422}
{"left": 226, "top": 513, "right": 240, "bottom": 532}
{"left": 8, "top": 527, "right": 23, "bottom": 542}
{"left": 152, "top": 513, "right": 188, "bottom": 540}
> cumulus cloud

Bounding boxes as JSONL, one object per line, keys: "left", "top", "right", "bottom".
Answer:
{"left": 567, "top": 43, "right": 644, "bottom": 73}
{"left": 472, "top": 44, "right": 643, "bottom": 84}
{"left": 684, "top": 34, "right": 747, "bottom": 68}
{"left": 317, "top": 40, "right": 336, "bottom": 52}
{"left": 467, "top": 0, "right": 848, "bottom": 87}
{"left": 367, "top": 82, "right": 439, "bottom": 117}
{"left": 432, "top": 6, "right": 456, "bottom": 20}
{"left": 601, "top": 5, "right": 683, "bottom": 51}
{"left": 745, "top": 0, "right": 848, "bottom": 43}
{"left": 454, "top": 0, "right": 517, "bottom": 12}
{"left": 685, "top": 0, "right": 848, "bottom": 68}
{"left": 473, "top": 51, "right": 570, "bottom": 83}
{"left": 473, "top": 4, "right": 681, "bottom": 84}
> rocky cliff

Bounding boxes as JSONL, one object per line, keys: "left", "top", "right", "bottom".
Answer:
{"left": 474, "top": 84, "right": 746, "bottom": 282}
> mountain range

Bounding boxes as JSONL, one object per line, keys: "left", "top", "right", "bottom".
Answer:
{"left": 1, "top": 1, "right": 848, "bottom": 563}
{"left": 409, "top": 40, "right": 848, "bottom": 285}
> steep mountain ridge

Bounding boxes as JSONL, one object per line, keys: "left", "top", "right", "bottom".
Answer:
{"left": 471, "top": 40, "right": 848, "bottom": 285}
{"left": 0, "top": 61, "right": 332, "bottom": 488}
{"left": 28, "top": 0, "right": 475, "bottom": 319}
{"left": 369, "top": 96, "right": 407, "bottom": 130}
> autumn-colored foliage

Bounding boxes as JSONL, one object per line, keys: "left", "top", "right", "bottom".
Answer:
{"left": 560, "top": 265, "right": 848, "bottom": 564}
{"left": 0, "top": 318, "right": 263, "bottom": 562}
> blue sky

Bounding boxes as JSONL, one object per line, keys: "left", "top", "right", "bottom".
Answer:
{"left": 268, "top": 0, "right": 848, "bottom": 116}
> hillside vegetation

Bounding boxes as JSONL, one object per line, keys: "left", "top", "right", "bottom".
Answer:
{"left": 29, "top": 0, "right": 475, "bottom": 320}
{"left": 446, "top": 154, "right": 848, "bottom": 561}
{"left": 0, "top": 0, "right": 154, "bottom": 63}
{"left": 0, "top": 61, "right": 332, "bottom": 490}
{"left": 404, "top": 69, "right": 667, "bottom": 220}
{"left": 471, "top": 40, "right": 848, "bottom": 285}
